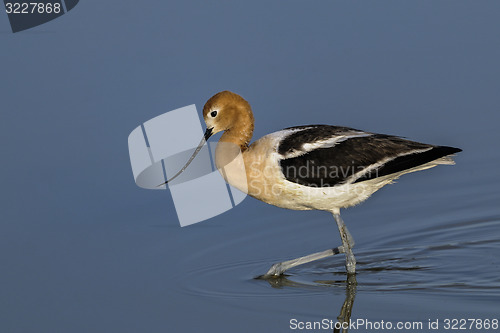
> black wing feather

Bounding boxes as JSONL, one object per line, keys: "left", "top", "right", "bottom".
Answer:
{"left": 354, "top": 145, "right": 462, "bottom": 183}
{"left": 278, "top": 125, "right": 365, "bottom": 156}
{"left": 279, "top": 127, "right": 461, "bottom": 187}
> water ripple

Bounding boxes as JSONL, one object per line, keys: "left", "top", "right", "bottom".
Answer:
{"left": 175, "top": 214, "right": 500, "bottom": 299}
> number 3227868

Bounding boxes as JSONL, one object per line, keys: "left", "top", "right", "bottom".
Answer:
{"left": 5, "top": 2, "right": 62, "bottom": 14}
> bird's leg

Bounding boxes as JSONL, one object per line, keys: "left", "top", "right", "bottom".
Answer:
{"left": 333, "top": 212, "right": 356, "bottom": 274}
{"left": 262, "top": 212, "right": 357, "bottom": 277}
{"left": 263, "top": 246, "right": 345, "bottom": 277}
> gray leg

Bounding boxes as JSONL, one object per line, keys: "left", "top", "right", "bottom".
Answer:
{"left": 263, "top": 246, "right": 345, "bottom": 277}
{"left": 333, "top": 212, "right": 356, "bottom": 274}
{"left": 262, "top": 211, "right": 357, "bottom": 277}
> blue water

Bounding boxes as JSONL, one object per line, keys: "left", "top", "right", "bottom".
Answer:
{"left": 1, "top": 1, "right": 500, "bottom": 332}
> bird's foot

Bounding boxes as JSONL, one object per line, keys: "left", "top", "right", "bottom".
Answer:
{"left": 263, "top": 262, "right": 286, "bottom": 277}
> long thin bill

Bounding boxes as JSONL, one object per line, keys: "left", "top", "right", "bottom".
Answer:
{"left": 157, "top": 127, "right": 213, "bottom": 186}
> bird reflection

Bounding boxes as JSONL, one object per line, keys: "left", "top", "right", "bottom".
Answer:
{"left": 334, "top": 274, "right": 356, "bottom": 333}
{"left": 257, "top": 274, "right": 357, "bottom": 333}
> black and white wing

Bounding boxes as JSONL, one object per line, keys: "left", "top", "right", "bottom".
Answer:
{"left": 277, "top": 125, "right": 461, "bottom": 187}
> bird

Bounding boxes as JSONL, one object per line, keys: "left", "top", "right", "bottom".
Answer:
{"left": 162, "top": 90, "right": 462, "bottom": 276}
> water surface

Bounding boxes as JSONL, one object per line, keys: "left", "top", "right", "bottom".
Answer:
{"left": 1, "top": 1, "right": 499, "bottom": 332}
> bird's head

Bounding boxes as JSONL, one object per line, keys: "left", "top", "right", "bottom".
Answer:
{"left": 202, "top": 90, "right": 254, "bottom": 141}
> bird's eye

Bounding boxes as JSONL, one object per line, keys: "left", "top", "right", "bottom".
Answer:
{"left": 210, "top": 110, "right": 218, "bottom": 117}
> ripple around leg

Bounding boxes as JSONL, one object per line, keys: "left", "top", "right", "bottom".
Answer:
{"left": 175, "top": 233, "right": 500, "bottom": 298}
{"left": 174, "top": 213, "right": 500, "bottom": 298}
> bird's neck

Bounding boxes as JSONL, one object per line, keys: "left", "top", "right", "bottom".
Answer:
{"left": 219, "top": 120, "right": 254, "bottom": 151}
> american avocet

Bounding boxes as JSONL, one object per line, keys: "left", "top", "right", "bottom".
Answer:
{"left": 162, "top": 91, "right": 461, "bottom": 276}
